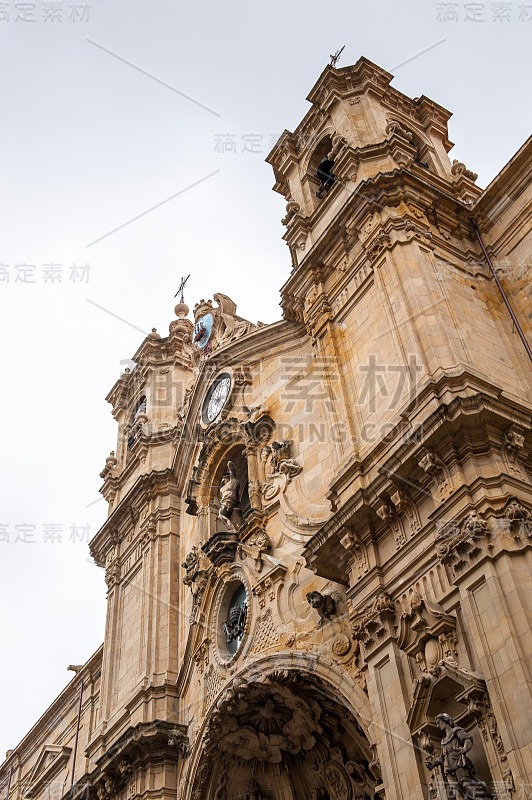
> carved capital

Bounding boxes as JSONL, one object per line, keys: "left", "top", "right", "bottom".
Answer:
{"left": 352, "top": 593, "right": 396, "bottom": 658}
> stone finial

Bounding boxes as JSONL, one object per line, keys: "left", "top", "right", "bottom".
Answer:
{"left": 174, "top": 301, "right": 189, "bottom": 319}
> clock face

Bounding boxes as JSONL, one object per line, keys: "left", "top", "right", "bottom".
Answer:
{"left": 193, "top": 313, "right": 213, "bottom": 349}
{"left": 202, "top": 373, "right": 231, "bottom": 424}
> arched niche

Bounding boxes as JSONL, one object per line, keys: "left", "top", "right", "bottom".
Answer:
{"left": 408, "top": 660, "right": 501, "bottom": 797}
{"left": 301, "top": 134, "right": 336, "bottom": 212}
{"left": 184, "top": 660, "right": 380, "bottom": 800}
{"left": 185, "top": 415, "right": 274, "bottom": 545}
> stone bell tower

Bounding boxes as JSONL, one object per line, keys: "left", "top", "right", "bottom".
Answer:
{"left": 267, "top": 56, "right": 532, "bottom": 799}
{"left": 2, "top": 55, "right": 531, "bottom": 800}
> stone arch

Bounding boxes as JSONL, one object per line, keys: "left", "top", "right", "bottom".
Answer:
{"left": 181, "top": 653, "right": 379, "bottom": 800}
{"left": 186, "top": 414, "right": 274, "bottom": 529}
{"left": 300, "top": 130, "right": 336, "bottom": 177}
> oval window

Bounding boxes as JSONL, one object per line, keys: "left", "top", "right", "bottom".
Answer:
{"left": 222, "top": 583, "right": 247, "bottom": 657}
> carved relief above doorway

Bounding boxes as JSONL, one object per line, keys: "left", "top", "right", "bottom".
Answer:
{"left": 186, "top": 670, "right": 379, "bottom": 800}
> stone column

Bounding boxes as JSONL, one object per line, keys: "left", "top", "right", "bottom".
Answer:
{"left": 353, "top": 595, "right": 426, "bottom": 800}
{"left": 438, "top": 520, "right": 532, "bottom": 787}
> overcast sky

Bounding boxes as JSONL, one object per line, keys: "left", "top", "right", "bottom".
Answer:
{"left": 0, "top": 0, "right": 530, "bottom": 762}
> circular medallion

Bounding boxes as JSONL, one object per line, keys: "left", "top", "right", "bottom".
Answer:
{"left": 202, "top": 372, "right": 232, "bottom": 424}
{"left": 193, "top": 313, "right": 213, "bottom": 349}
{"left": 331, "top": 634, "right": 351, "bottom": 658}
{"left": 324, "top": 762, "right": 352, "bottom": 800}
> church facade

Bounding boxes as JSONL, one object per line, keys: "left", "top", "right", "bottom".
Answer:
{"left": 1, "top": 57, "right": 532, "bottom": 800}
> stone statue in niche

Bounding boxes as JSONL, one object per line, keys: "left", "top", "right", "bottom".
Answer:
{"left": 306, "top": 591, "right": 336, "bottom": 626}
{"left": 244, "top": 779, "right": 267, "bottom": 800}
{"left": 218, "top": 461, "right": 241, "bottom": 531}
{"left": 426, "top": 713, "right": 490, "bottom": 798}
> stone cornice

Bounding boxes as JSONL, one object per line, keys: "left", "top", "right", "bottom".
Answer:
{"left": 90, "top": 469, "right": 179, "bottom": 566}
{"left": 279, "top": 167, "right": 480, "bottom": 320}
{"left": 303, "top": 384, "right": 532, "bottom": 580}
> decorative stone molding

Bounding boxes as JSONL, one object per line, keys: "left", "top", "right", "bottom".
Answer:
{"left": 327, "top": 132, "right": 348, "bottom": 162}
{"left": 24, "top": 745, "right": 72, "bottom": 799}
{"left": 398, "top": 592, "right": 458, "bottom": 674}
{"left": 352, "top": 593, "right": 396, "bottom": 658}
{"left": 251, "top": 562, "right": 287, "bottom": 610}
{"left": 339, "top": 527, "right": 369, "bottom": 580}
{"left": 504, "top": 497, "right": 532, "bottom": 540}
{"left": 365, "top": 231, "right": 391, "bottom": 264}
{"left": 105, "top": 557, "right": 120, "bottom": 589}
{"left": 435, "top": 509, "right": 490, "bottom": 576}
{"left": 502, "top": 424, "right": 526, "bottom": 477}
{"left": 193, "top": 638, "right": 211, "bottom": 676}
{"left": 417, "top": 449, "right": 454, "bottom": 502}
{"left": 281, "top": 200, "right": 301, "bottom": 227}
{"left": 374, "top": 498, "right": 407, "bottom": 550}
{"left": 451, "top": 159, "right": 478, "bottom": 182}
{"left": 99, "top": 451, "right": 118, "bottom": 480}
{"left": 238, "top": 528, "right": 271, "bottom": 573}
{"left": 201, "top": 530, "right": 239, "bottom": 567}
{"left": 390, "top": 487, "right": 421, "bottom": 537}
{"left": 385, "top": 119, "right": 414, "bottom": 141}
{"left": 93, "top": 721, "right": 188, "bottom": 795}
{"left": 261, "top": 439, "right": 302, "bottom": 503}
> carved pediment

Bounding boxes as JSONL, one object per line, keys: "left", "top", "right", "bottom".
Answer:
{"left": 398, "top": 593, "right": 458, "bottom": 671}
{"left": 24, "top": 745, "right": 72, "bottom": 798}
{"left": 407, "top": 659, "right": 486, "bottom": 737}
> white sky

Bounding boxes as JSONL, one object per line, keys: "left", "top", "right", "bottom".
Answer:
{"left": 1, "top": 0, "right": 531, "bottom": 762}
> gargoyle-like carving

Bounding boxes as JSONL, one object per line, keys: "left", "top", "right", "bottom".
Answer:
{"left": 181, "top": 546, "right": 210, "bottom": 611}
{"left": 261, "top": 440, "right": 302, "bottom": 503}
{"left": 306, "top": 591, "right": 336, "bottom": 626}
{"left": 426, "top": 713, "right": 489, "bottom": 799}
{"left": 117, "top": 758, "right": 133, "bottom": 778}
{"left": 462, "top": 510, "right": 488, "bottom": 538}
{"left": 269, "top": 440, "right": 302, "bottom": 479}
{"left": 502, "top": 425, "right": 526, "bottom": 477}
